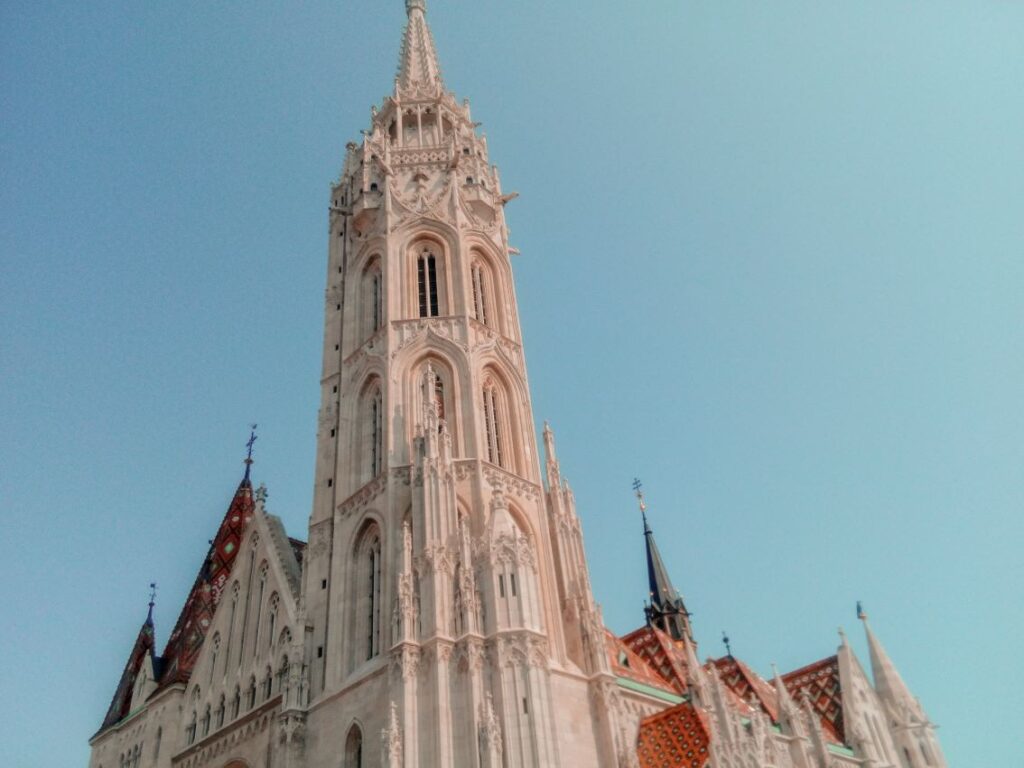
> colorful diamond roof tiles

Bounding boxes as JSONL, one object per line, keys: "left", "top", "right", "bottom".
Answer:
{"left": 99, "top": 615, "right": 155, "bottom": 729}
{"left": 782, "top": 655, "right": 845, "bottom": 743}
{"left": 713, "top": 655, "right": 779, "bottom": 723}
{"left": 637, "top": 700, "right": 711, "bottom": 768}
{"left": 606, "top": 629, "right": 678, "bottom": 694}
{"left": 155, "top": 476, "right": 254, "bottom": 689}
{"left": 623, "top": 624, "right": 694, "bottom": 695}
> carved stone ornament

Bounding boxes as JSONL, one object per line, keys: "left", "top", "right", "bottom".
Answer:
{"left": 308, "top": 521, "right": 332, "bottom": 560}
{"left": 337, "top": 473, "right": 387, "bottom": 517}
{"left": 390, "top": 645, "right": 421, "bottom": 680}
{"left": 380, "top": 701, "right": 403, "bottom": 768}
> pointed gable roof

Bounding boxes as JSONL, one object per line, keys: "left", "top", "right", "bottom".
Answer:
{"left": 782, "top": 655, "right": 845, "bottom": 743}
{"left": 622, "top": 624, "right": 695, "bottom": 695}
{"left": 156, "top": 473, "right": 255, "bottom": 688}
{"left": 712, "top": 655, "right": 779, "bottom": 723}
{"left": 605, "top": 629, "right": 678, "bottom": 695}
{"left": 99, "top": 609, "right": 156, "bottom": 730}
{"left": 397, "top": 0, "right": 444, "bottom": 97}
{"left": 636, "top": 700, "right": 711, "bottom": 768}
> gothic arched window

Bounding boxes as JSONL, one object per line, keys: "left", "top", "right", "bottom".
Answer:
{"left": 471, "top": 260, "right": 489, "bottom": 326}
{"left": 208, "top": 632, "right": 220, "bottom": 686}
{"left": 224, "top": 583, "right": 239, "bottom": 674}
{"left": 267, "top": 592, "right": 280, "bottom": 651}
{"left": 417, "top": 250, "right": 440, "bottom": 317}
{"left": 252, "top": 563, "right": 268, "bottom": 657}
{"left": 262, "top": 665, "right": 273, "bottom": 700}
{"left": 482, "top": 381, "right": 506, "bottom": 469}
{"left": 362, "top": 258, "right": 384, "bottom": 338}
{"left": 345, "top": 725, "right": 363, "bottom": 768}
{"left": 350, "top": 524, "right": 383, "bottom": 668}
{"left": 368, "top": 387, "right": 383, "bottom": 479}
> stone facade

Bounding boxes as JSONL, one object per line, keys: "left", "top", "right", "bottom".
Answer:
{"left": 88, "top": 4, "right": 947, "bottom": 768}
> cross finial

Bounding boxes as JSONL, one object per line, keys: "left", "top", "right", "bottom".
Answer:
{"left": 633, "top": 477, "right": 649, "bottom": 527}
{"left": 722, "top": 630, "right": 733, "bottom": 658}
{"left": 244, "top": 424, "right": 258, "bottom": 480}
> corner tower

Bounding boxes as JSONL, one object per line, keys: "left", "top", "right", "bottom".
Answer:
{"left": 300, "top": 4, "right": 624, "bottom": 766}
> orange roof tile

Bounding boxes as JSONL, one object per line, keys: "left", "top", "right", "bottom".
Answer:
{"left": 637, "top": 701, "right": 711, "bottom": 768}
{"left": 713, "top": 656, "right": 779, "bottom": 723}
{"left": 782, "top": 655, "right": 845, "bottom": 743}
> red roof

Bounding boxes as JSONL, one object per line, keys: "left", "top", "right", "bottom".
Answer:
{"left": 712, "top": 656, "right": 779, "bottom": 723}
{"left": 622, "top": 625, "right": 693, "bottom": 695}
{"left": 637, "top": 701, "right": 711, "bottom": 768}
{"left": 156, "top": 477, "right": 255, "bottom": 689}
{"left": 99, "top": 616, "right": 155, "bottom": 730}
{"left": 606, "top": 630, "right": 678, "bottom": 694}
{"left": 782, "top": 655, "right": 845, "bottom": 743}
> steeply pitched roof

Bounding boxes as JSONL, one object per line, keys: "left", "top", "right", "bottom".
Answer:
{"left": 396, "top": 0, "right": 444, "bottom": 96}
{"left": 605, "top": 629, "right": 678, "bottom": 695}
{"left": 712, "top": 655, "right": 779, "bottom": 723}
{"left": 622, "top": 624, "right": 694, "bottom": 695}
{"left": 155, "top": 474, "right": 255, "bottom": 689}
{"left": 99, "top": 611, "right": 155, "bottom": 730}
{"left": 636, "top": 700, "right": 711, "bottom": 768}
{"left": 782, "top": 655, "right": 845, "bottom": 743}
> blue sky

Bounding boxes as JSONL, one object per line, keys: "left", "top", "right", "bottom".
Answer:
{"left": 2, "top": 1, "right": 1021, "bottom": 765}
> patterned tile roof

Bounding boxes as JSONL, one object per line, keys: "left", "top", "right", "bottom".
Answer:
{"left": 606, "top": 629, "right": 678, "bottom": 694}
{"left": 155, "top": 476, "right": 255, "bottom": 689}
{"left": 99, "top": 615, "right": 155, "bottom": 730}
{"left": 622, "top": 624, "right": 693, "bottom": 695}
{"left": 637, "top": 700, "right": 711, "bottom": 768}
{"left": 782, "top": 655, "right": 845, "bottom": 743}
{"left": 713, "top": 655, "right": 779, "bottom": 723}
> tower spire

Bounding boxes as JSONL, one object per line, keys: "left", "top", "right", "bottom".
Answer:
{"left": 634, "top": 479, "right": 693, "bottom": 641}
{"left": 858, "top": 603, "right": 926, "bottom": 724}
{"left": 397, "top": 0, "right": 444, "bottom": 96}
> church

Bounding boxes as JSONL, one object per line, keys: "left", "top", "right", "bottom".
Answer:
{"left": 88, "top": 3, "right": 947, "bottom": 767}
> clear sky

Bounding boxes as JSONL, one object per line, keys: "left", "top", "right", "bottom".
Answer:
{"left": 2, "top": 1, "right": 1021, "bottom": 765}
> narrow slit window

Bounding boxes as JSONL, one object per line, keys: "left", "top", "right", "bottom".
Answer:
{"left": 417, "top": 252, "right": 440, "bottom": 317}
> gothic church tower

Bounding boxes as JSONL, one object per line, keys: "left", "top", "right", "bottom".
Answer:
{"left": 299, "top": 2, "right": 623, "bottom": 766}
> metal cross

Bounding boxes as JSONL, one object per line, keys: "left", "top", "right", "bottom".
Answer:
{"left": 722, "top": 630, "right": 733, "bottom": 658}
{"left": 245, "top": 424, "right": 258, "bottom": 462}
{"left": 148, "top": 582, "right": 157, "bottom": 608}
{"left": 632, "top": 477, "right": 647, "bottom": 513}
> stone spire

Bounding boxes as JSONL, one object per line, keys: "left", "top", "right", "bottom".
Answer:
{"left": 634, "top": 480, "right": 693, "bottom": 641}
{"left": 859, "top": 604, "right": 926, "bottom": 724}
{"left": 397, "top": 0, "right": 444, "bottom": 96}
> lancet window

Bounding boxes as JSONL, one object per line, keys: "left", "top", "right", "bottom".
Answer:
{"left": 471, "top": 260, "right": 491, "bottom": 326}
{"left": 362, "top": 258, "right": 384, "bottom": 338}
{"left": 262, "top": 665, "right": 273, "bottom": 700}
{"left": 366, "top": 386, "right": 384, "bottom": 479}
{"left": 351, "top": 524, "right": 383, "bottom": 667}
{"left": 345, "top": 726, "right": 363, "bottom": 768}
{"left": 417, "top": 249, "right": 440, "bottom": 317}
{"left": 482, "top": 381, "right": 507, "bottom": 469}
{"left": 252, "top": 564, "right": 268, "bottom": 656}
{"left": 267, "top": 592, "right": 279, "bottom": 650}
{"left": 208, "top": 633, "right": 220, "bottom": 685}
